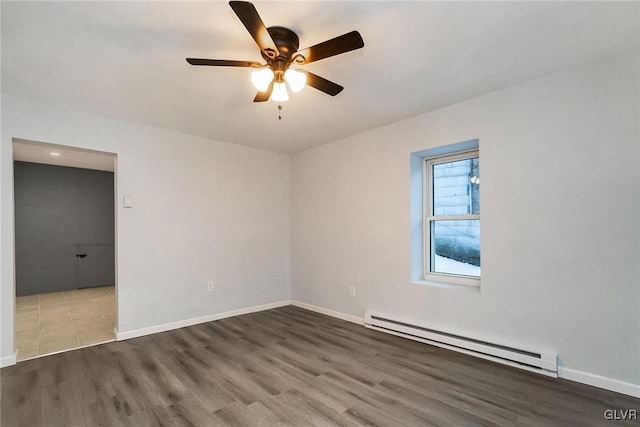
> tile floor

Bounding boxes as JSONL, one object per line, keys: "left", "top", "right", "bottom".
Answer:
{"left": 15, "top": 285, "right": 115, "bottom": 361}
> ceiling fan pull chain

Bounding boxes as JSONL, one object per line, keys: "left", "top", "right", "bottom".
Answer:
{"left": 278, "top": 104, "right": 283, "bottom": 120}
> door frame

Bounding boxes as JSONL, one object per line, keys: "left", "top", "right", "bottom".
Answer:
{"left": 11, "top": 138, "right": 119, "bottom": 360}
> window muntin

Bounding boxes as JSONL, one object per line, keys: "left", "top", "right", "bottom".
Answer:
{"left": 425, "top": 150, "right": 480, "bottom": 285}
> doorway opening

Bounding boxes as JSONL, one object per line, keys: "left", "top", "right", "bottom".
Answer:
{"left": 13, "top": 139, "right": 117, "bottom": 361}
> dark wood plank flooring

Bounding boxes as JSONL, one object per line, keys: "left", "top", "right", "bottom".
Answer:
{"left": 2, "top": 305, "right": 638, "bottom": 426}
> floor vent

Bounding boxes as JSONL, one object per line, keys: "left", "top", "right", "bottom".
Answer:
{"left": 365, "top": 312, "right": 557, "bottom": 377}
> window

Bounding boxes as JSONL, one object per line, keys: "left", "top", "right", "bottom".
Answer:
{"left": 424, "top": 150, "right": 480, "bottom": 287}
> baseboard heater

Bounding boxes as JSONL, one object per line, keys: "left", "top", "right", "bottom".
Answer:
{"left": 364, "top": 312, "right": 557, "bottom": 377}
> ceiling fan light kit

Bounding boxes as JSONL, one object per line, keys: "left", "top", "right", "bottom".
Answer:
{"left": 283, "top": 69, "right": 306, "bottom": 93}
{"left": 271, "top": 82, "right": 289, "bottom": 102}
{"left": 251, "top": 68, "right": 274, "bottom": 92}
{"left": 186, "top": 1, "right": 364, "bottom": 106}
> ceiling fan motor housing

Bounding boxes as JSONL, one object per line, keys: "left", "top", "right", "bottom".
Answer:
{"left": 262, "top": 26, "right": 301, "bottom": 68}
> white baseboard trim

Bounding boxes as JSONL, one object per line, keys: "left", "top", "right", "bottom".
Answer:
{"left": 290, "top": 300, "right": 364, "bottom": 325}
{"left": 1, "top": 354, "right": 17, "bottom": 368}
{"left": 558, "top": 367, "right": 640, "bottom": 398}
{"left": 116, "top": 300, "right": 291, "bottom": 341}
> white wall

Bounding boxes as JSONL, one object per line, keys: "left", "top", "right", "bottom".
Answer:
{"left": 1, "top": 95, "right": 291, "bottom": 361}
{"left": 291, "top": 54, "right": 640, "bottom": 389}
{"left": 2, "top": 54, "right": 638, "bottom": 396}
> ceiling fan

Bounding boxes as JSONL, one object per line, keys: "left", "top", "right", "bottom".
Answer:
{"left": 186, "top": 1, "right": 364, "bottom": 103}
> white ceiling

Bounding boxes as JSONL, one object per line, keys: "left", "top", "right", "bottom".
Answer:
{"left": 2, "top": 1, "right": 638, "bottom": 154}
{"left": 13, "top": 139, "right": 116, "bottom": 172}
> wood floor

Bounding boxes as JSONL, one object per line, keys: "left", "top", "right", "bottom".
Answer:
{"left": 1, "top": 306, "right": 638, "bottom": 426}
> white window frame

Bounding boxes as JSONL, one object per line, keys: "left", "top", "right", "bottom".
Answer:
{"left": 423, "top": 149, "right": 480, "bottom": 288}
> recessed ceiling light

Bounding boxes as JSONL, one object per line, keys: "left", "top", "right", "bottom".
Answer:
{"left": 49, "top": 152, "right": 61, "bottom": 157}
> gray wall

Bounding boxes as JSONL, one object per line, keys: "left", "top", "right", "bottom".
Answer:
{"left": 14, "top": 161, "right": 115, "bottom": 296}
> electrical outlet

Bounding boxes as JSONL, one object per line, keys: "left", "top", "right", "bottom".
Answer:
{"left": 349, "top": 286, "right": 356, "bottom": 297}
{"left": 207, "top": 281, "right": 214, "bottom": 292}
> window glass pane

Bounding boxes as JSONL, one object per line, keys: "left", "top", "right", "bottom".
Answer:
{"left": 430, "top": 220, "right": 480, "bottom": 276}
{"left": 432, "top": 157, "right": 479, "bottom": 215}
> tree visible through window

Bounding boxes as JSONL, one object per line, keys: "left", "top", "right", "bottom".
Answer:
{"left": 425, "top": 150, "right": 480, "bottom": 284}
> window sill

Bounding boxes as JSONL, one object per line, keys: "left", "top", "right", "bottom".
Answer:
{"left": 412, "top": 279, "right": 480, "bottom": 292}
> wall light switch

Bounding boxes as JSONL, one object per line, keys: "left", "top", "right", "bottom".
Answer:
{"left": 123, "top": 196, "right": 133, "bottom": 208}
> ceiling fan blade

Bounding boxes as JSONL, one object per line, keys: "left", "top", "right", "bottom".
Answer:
{"left": 302, "top": 71, "right": 344, "bottom": 96}
{"left": 229, "top": 1, "right": 279, "bottom": 59}
{"left": 294, "top": 31, "right": 364, "bottom": 64}
{"left": 254, "top": 80, "right": 274, "bottom": 102}
{"left": 186, "top": 58, "right": 262, "bottom": 67}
